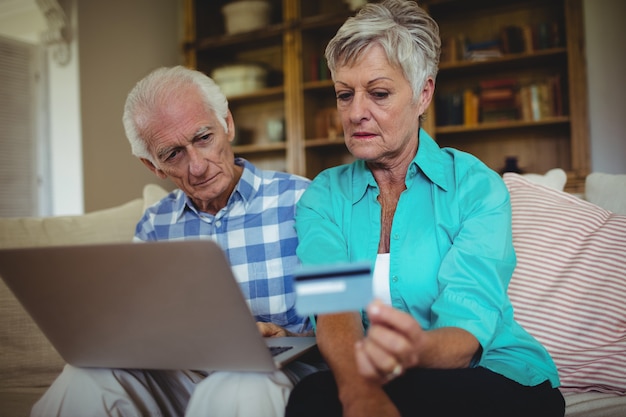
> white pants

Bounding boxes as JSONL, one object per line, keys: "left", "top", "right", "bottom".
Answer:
{"left": 31, "top": 362, "right": 321, "bottom": 417}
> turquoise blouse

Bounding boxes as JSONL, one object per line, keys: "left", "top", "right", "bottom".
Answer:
{"left": 294, "top": 129, "right": 560, "bottom": 388}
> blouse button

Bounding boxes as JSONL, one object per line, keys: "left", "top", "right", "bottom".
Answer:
{"left": 392, "top": 275, "right": 399, "bottom": 283}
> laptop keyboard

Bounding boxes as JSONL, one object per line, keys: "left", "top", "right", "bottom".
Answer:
{"left": 269, "top": 346, "right": 293, "bottom": 356}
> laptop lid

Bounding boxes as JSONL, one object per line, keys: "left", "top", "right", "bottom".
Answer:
{"left": 0, "top": 240, "right": 316, "bottom": 372}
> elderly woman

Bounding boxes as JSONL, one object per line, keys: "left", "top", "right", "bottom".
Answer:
{"left": 285, "top": 1, "right": 564, "bottom": 416}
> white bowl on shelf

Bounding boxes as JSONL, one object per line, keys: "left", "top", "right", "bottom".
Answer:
{"left": 211, "top": 64, "right": 268, "bottom": 97}
{"left": 221, "top": 0, "right": 271, "bottom": 35}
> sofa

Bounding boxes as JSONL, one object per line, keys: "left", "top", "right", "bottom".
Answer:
{"left": 0, "top": 184, "right": 169, "bottom": 417}
{"left": 0, "top": 174, "right": 625, "bottom": 417}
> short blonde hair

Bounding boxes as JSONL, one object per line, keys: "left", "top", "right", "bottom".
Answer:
{"left": 325, "top": 0, "right": 441, "bottom": 105}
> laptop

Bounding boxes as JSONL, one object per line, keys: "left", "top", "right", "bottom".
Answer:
{"left": 0, "top": 239, "right": 317, "bottom": 372}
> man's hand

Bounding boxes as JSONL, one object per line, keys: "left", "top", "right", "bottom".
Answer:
{"left": 256, "top": 322, "right": 315, "bottom": 337}
{"left": 256, "top": 322, "right": 289, "bottom": 337}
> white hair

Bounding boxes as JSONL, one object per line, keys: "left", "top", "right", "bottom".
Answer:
{"left": 122, "top": 66, "right": 229, "bottom": 163}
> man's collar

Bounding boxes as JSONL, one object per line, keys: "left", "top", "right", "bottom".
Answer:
{"left": 175, "top": 157, "right": 257, "bottom": 220}
{"left": 235, "top": 157, "right": 260, "bottom": 204}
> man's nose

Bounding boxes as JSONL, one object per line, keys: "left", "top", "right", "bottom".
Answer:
{"left": 187, "top": 148, "right": 206, "bottom": 176}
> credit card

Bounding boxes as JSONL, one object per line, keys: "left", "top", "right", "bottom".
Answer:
{"left": 293, "top": 261, "right": 373, "bottom": 316}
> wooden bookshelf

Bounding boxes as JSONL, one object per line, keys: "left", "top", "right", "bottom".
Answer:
{"left": 184, "top": 0, "right": 589, "bottom": 191}
{"left": 423, "top": 0, "right": 589, "bottom": 192}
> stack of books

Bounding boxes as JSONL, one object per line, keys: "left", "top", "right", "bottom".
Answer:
{"left": 434, "top": 75, "right": 563, "bottom": 127}
{"left": 439, "top": 20, "right": 564, "bottom": 65}
{"left": 464, "top": 39, "right": 502, "bottom": 61}
{"left": 479, "top": 79, "right": 519, "bottom": 123}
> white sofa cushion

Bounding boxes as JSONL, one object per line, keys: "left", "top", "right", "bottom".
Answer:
{"left": 523, "top": 168, "right": 568, "bottom": 191}
{"left": 585, "top": 172, "right": 626, "bottom": 215}
{"left": 503, "top": 173, "right": 626, "bottom": 395}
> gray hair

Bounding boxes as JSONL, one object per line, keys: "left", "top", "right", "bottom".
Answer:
{"left": 325, "top": 0, "right": 441, "bottom": 104}
{"left": 122, "top": 65, "right": 229, "bottom": 163}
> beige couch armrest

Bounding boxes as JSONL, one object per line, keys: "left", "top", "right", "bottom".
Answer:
{"left": 0, "top": 198, "right": 144, "bottom": 249}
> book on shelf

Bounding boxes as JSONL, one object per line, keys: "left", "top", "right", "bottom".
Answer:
{"left": 435, "top": 91, "right": 463, "bottom": 126}
{"left": 500, "top": 21, "right": 564, "bottom": 54}
{"left": 519, "top": 85, "right": 533, "bottom": 122}
{"left": 441, "top": 36, "right": 460, "bottom": 63}
{"left": 500, "top": 25, "right": 525, "bottom": 54}
{"left": 463, "top": 89, "right": 479, "bottom": 126}
{"left": 435, "top": 89, "right": 479, "bottom": 127}
{"left": 539, "top": 21, "right": 564, "bottom": 49}
{"left": 519, "top": 74, "right": 563, "bottom": 122}
{"left": 479, "top": 78, "right": 518, "bottom": 90}
{"left": 551, "top": 73, "right": 563, "bottom": 116}
{"left": 464, "top": 39, "right": 502, "bottom": 61}
{"left": 479, "top": 78, "right": 520, "bottom": 123}
{"left": 441, "top": 34, "right": 471, "bottom": 64}
{"left": 309, "top": 53, "right": 319, "bottom": 82}
{"left": 521, "top": 25, "right": 534, "bottom": 53}
{"left": 480, "top": 88, "right": 516, "bottom": 101}
{"left": 481, "top": 105, "right": 520, "bottom": 123}
{"left": 308, "top": 53, "right": 330, "bottom": 82}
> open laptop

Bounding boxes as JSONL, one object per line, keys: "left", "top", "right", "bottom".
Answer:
{"left": 0, "top": 240, "right": 316, "bottom": 372}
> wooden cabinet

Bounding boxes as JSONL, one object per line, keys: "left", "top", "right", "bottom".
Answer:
{"left": 184, "top": 0, "right": 589, "bottom": 190}
{"left": 422, "top": 0, "right": 589, "bottom": 191}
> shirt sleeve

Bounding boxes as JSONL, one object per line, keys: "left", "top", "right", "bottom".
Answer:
{"left": 295, "top": 169, "right": 353, "bottom": 266}
{"left": 430, "top": 163, "right": 517, "bottom": 352}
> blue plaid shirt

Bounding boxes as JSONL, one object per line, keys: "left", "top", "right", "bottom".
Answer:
{"left": 134, "top": 158, "right": 311, "bottom": 333}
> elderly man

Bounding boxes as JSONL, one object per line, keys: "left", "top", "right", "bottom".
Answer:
{"left": 31, "top": 66, "right": 322, "bottom": 417}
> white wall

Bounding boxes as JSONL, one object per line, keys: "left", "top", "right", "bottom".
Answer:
{"left": 47, "top": 1, "right": 83, "bottom": 215}
{"left": 583, "top": 0, "right": 626, "bottom": 174}
{"left": 0, "top": 0, "right": 83, "bottom": 216}
{"left": 78, "top": 0, "right": 180, "bottom": 212}
{"left": 1, "top": 0, "right": 180, "bottom": 215}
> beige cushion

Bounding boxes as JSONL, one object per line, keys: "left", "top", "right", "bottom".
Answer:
{"left": 0, "top": 198, "right": 143, "bottom": 250}
{"left": 504, "top": 173, "right": 626, "bottom": 395}
{"left": 564, "top": 392, "right": 626, "bottom": 417}
{"left": 0, "top": 278, "right": 65, "bottom": 392}
{"left": 585, "top": 172, "right": 626, "bottom": 214}
{"left": 142, "top": 183, "right": 170, "bottom": 212}
{"left": 0, "top": 197, "right": 145, "bottom": 400}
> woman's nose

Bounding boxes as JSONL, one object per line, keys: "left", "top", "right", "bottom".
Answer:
{"left": 348, "top": 93, "right": 369, "bottom": 123}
